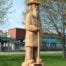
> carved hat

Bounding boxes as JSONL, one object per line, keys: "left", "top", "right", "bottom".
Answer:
{"left": 27, "top": 0, "right": 40, "bottom": 5}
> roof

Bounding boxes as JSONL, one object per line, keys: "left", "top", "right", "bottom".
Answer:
{"left": 8, "top": 28, "right": 25, "bottom": 31}
{"left": 43, "top": 33, "right": 59, "bottom": 38}
{"left": 0, "top": 37, "right": 12, "bottom": 42}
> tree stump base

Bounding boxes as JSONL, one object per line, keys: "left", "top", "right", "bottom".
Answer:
{"left": 29, "top": 63, "right": 43, "bottom": 66}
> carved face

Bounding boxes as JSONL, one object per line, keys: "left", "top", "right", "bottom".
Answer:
{"left": 32, "top": 4, "right": 39, "bottom": 17}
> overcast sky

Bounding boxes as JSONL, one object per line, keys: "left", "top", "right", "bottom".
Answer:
{"left": 0, "top": 0, "right": 25, "bottom": 32}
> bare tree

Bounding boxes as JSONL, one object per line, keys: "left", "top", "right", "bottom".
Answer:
{"left": 39, "top": 0, "right": 66, "bottom": 58}
{"left": 0, "top": 0, "right": 13, "bottom": 25}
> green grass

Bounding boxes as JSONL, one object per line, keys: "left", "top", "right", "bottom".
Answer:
{"left": 0, "top": 54, "right": 24, "bottom": 66}
{"left": 0, "top": 53, "right": 66, "bottom": 66}
{"left": 41, "top": 53, "right": 66, "bottom": 66}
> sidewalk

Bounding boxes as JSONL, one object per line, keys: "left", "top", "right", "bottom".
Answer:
{"left": 0, "top": 51, "right": 63, "bottom": 55}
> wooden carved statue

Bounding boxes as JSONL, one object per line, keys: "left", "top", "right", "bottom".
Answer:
{"left": 22, "top": 0, "right": 43, "bottom": 66}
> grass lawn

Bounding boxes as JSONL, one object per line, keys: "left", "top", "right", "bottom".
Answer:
{"left": 0, "top": 52, "right": 66, "bottom": 66}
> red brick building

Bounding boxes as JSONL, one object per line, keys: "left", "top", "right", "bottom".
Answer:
{"left": 8, "top": 28, "right": 25, "bottom": 40}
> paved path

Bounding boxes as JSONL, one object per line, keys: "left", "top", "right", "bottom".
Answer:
{"left": 0, "top": 51, "right": 63, "bottom": 55}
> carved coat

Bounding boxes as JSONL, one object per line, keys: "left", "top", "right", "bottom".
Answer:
{"left": 25, "top": 12, "right": 42, "bottom": 47}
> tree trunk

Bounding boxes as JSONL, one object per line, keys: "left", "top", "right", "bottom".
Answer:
{"left": 63, "top": 35, "right": 66, "bottom": 58}
{"left": 60, "top": 34, "right": 66, "bottom": 58}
